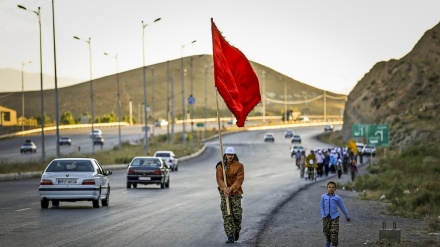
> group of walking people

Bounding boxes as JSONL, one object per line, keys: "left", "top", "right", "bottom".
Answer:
{"left": 295, "top": 146, "right": 359, "bottom": 182}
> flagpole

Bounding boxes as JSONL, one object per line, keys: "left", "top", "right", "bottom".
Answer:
{"left": 215, "top": 88, "right": 231, "bottom": 216}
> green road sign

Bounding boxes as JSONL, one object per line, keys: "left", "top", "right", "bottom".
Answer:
{"left": 196, "top": 122, "right": 204, "bottom": 128}
{"left": 352, "top": 124, "right": 366, "bottom": 138}
{"left": 367, "top": 124, "right": 389, "bottom": 147}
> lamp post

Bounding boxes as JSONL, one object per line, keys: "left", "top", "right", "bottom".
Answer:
{"left": 104, "top": 52, "right": 122, "bottom": 150}
{"left": 181, "top": 40, "right": 196, "bottom": 150}
{"left": 20, "top": 60, "right": 32, "bottom": 131}
{"left": 51, "top": 0, "right": 61, "bottom": 157}
{"left": 17, "top": 4, "right": 45, "bottom": 162}
{"left": 142, "top": 18, "right": 161, "bottom": 155}
{"left": 73, "top": 36, "right": 94, "bottom": 153}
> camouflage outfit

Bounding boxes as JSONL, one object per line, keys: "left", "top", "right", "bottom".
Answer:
{"left": 219, "top": 193, "right": 242, "bottom": 236}
{"left": 323, "top": 216, "right": 340, "bottom": 246}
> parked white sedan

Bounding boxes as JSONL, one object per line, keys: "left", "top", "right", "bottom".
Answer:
{"left": 39, "top": 158, "right": 112, "bottom": 209}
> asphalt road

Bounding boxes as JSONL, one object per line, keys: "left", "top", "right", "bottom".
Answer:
{"left": 0, "top": 126, "right": 336, "bottom": 247}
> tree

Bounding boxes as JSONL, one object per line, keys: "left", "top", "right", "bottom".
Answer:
{"left": 60, "top": 111, "right": 75, "bottom": 125}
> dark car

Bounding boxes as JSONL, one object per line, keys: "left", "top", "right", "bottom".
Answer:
{"left": 93, "top": 136, "right": 104, "bottom": 146}
{"left": 284, "top": 130, "right": 294, "bottom": 138}
{"left": 324, "top": 125, "right": 334, "bottom": 132}
{"left": 264, "top": 133, "right": 275, "bottom": 142}
{"left": 59, "top": 136, "right": 72, "bottom": 145}
{"left": 291, "top": 135, "right": 301, "bottom": 144}
{"left": 20, "top": 139, "right": 37, "bottom": 153}
{"left": 126, "top": 156, "right": 170, "bottom": 189}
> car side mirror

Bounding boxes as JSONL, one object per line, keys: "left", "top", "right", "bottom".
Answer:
{"left": 104, "top": 170, "right": 112, "bottom": 176}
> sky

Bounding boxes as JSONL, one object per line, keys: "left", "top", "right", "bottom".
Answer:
{"left": 1, "top": 0, "right": 440, "bottom": 94}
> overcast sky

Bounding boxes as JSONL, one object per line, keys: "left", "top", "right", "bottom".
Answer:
{"left": 1, "top": 0, "right": 439, "bottom": 94}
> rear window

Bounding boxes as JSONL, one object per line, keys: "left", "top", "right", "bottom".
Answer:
{"left": 155, "top": 153, "right": 171, "bottom": 158}
{"left": 130, "top": 158, "right": 162, "bottom": 167}
{"left": 46, "top": 160, "right": 94, "bottom": 172}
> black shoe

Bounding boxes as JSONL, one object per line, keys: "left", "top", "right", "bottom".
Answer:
{"left": 225, "top": 236, "right": 234, "bottom": 243}
{"left": 234, "top": 231, "right": 240, "bottom": 241}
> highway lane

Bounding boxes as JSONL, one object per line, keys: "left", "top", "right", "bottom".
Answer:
{"left": 0, "top": 126, "right": 336, "bottom": 247}
{"left": 0, "top": 122, "right": 243, "bottom": 163}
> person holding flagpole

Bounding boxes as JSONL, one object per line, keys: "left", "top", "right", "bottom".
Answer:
{"left": 216, "top": 146, "right": 244, "bottom": 243}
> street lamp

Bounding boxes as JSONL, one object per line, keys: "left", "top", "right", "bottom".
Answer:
{"left": 104, "top": 52, "right": 122, "bottom": 150}
{"left": 17, "top": 4, "right": 45, "bottom": 162}
{"left": 20, "top": 60, "right": 32, "bottom": 131}
{"left": 73, "top": 35, "right": 95, "bottom": 153}
{"left": 181, "top": 40, "right": 196, "bottom": 150}
{"left": 142, "top": 17, "right": 161, "bottom": 155}
{"left": 51, "top": 0, "right": 61, "bottom": 157}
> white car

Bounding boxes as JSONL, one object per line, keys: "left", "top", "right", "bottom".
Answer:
{"left": 39, "top": 158, "right": 112, "bottom": 209}
{"left": 362, "top": 145, "right": 376, "bottom": 156}
{"left": 154, "top": 151, "right": 179, "bottom": 171}
{"left": 298, "top": 116, "right": 310, "bottom": 122}
{"left": 90, "top": 128, "right": 102, "bottom": 137}
{"left": 155, "top": 119, "right": 169, "bottom": 127}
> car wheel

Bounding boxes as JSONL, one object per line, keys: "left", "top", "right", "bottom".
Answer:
{"left": 101, "top": 188, "right": 110, "bottom": 207}
{"left": 166, "top": 177, "right": 170, "bottom": 188}
{"left": 132, "top": 183, "right": 137, "bottom": 189}
{"left": 126, "top": 182, "right": 131, "bottom": 189}
{"left": 52, "top": 200, "right": 59, "bottom": 207}
{"left": 41, "top": 198, "right": 49, "bottom": 209}
{"left": 34, "top": 150, "right": 37, "bottom": 153}
{"left": 175, "top": 165, "right": 178, "bottom": 172}
{"left": 92, "top": 191, "right": 101, "bottom": 208}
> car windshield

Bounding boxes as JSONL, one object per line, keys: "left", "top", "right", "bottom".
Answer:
{"left": 130, "top": 158, "right": 161, "bottom": 167}
{"left": 46, "top": 160, "right": 93, "bottom": 172}
{"left": 155, "top": 153, "right": 171, "bottom": 157}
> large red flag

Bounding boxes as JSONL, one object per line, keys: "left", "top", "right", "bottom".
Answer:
{"left": 211, "top": 18, "right": 261, "bottom": 127}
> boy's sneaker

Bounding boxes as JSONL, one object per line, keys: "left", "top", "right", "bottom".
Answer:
{"left": 234, "top": 231, "right": 240, "bottom": 241}
{"left": 325, "top": 242, "right": 330, "bottom": 247}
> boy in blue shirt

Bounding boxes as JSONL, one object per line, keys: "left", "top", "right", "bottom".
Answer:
{"left": 320, "top": 181, "right": 351, "bottom": 247}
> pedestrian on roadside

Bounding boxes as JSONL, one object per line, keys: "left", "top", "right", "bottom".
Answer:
{"left": 349, "top": 159, "right": 358, "bottom": 182}
{"left": 320, "top": 181, "right": 351, "bottom": 247}
{"left": 305, "top": 150, "right": 318, "bottom": 180}
{"left": 299, "top": 150, "right": 306, "bottom": 178}
{"left": 216, "top": 146, "right": 245, "bottom": 244}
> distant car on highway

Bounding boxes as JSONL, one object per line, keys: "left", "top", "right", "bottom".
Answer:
{"left": 298, "top": 116, "right": 310, "bottom": 122}
{"left": 290, "top": 145, "right": 306, "bottom": 157}
{"left": 356, "top": 142, "right": 365, "bottom": 154}
{"left": 90, "top": 128, "right": 102, "bottom": 137}
{"left": 20, "top": 139, "right": 37, "bottom": 153}
{"left": 154, "top": 150, "right": 179, "bottom": 171}
{"left": 362, "top": 145, "right": 376, "bottom": 156}
{"left": 264, "top": 133, "right": 275, "bottom": 142}
{"left": 126, "top": 156, "right": 170, "bottom": 189}
{"left": 284, "top": 130, "right": 294, "bottom": 138}
{"left": 59, "top": 136, "right": 72, "bottom": 146}
{"left": 291, "top": 135, "right": 302, "bottom": 144}
{"left": 39, "top": 158, "right": 112, "bottom": 208}
{"left": 324, "top": 125, "right": 334, "bottom": 132}
{"left": 155, "top": 119, "right": 169, "bottom": 127}
{"left": 93, "top": 136, "right": 104, "bottom": 146}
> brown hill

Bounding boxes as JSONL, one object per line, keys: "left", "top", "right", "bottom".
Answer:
{"left": 342, "top": 21, "right": 440, "bottom": 149}
{"left": 0, "top": 55, "right": 346, "bottom": 124}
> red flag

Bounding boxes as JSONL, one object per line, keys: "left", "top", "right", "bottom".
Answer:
{"left": 211, "top": 18, "right": 261, "bottom": 127}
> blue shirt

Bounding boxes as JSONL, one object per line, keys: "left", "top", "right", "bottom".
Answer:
{"left": 320, "top": 193, "right": 350, "bottom": 219}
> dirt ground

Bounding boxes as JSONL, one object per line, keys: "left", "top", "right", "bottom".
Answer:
{"left": 256, "top": 164, "right": 440, "bottom": 247}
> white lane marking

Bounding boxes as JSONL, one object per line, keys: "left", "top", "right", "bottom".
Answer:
{"left": 16, "top": 208, "right": 31, "bottom": 212}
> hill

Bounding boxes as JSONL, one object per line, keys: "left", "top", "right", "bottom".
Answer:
{"left": 342, "top": 21, "right": 440, "bottom": 149}
{"left": 0, "top": 55, "right": 346, "bottom": 124}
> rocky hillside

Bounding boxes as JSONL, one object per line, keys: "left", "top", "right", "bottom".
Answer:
{"left": 343, "top": 21, "right": 440, "bottom": 149}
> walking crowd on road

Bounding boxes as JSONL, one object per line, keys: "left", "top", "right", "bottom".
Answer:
{"left": 297, "top": 146, "right": 360, "bottom": 182}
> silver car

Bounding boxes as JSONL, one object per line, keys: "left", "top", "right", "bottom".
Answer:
{"left": 39, "top": 158, "right": 112, "bottom": 209}
{"left": 153, "top": 151, "right": 179, "bottom": 171}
